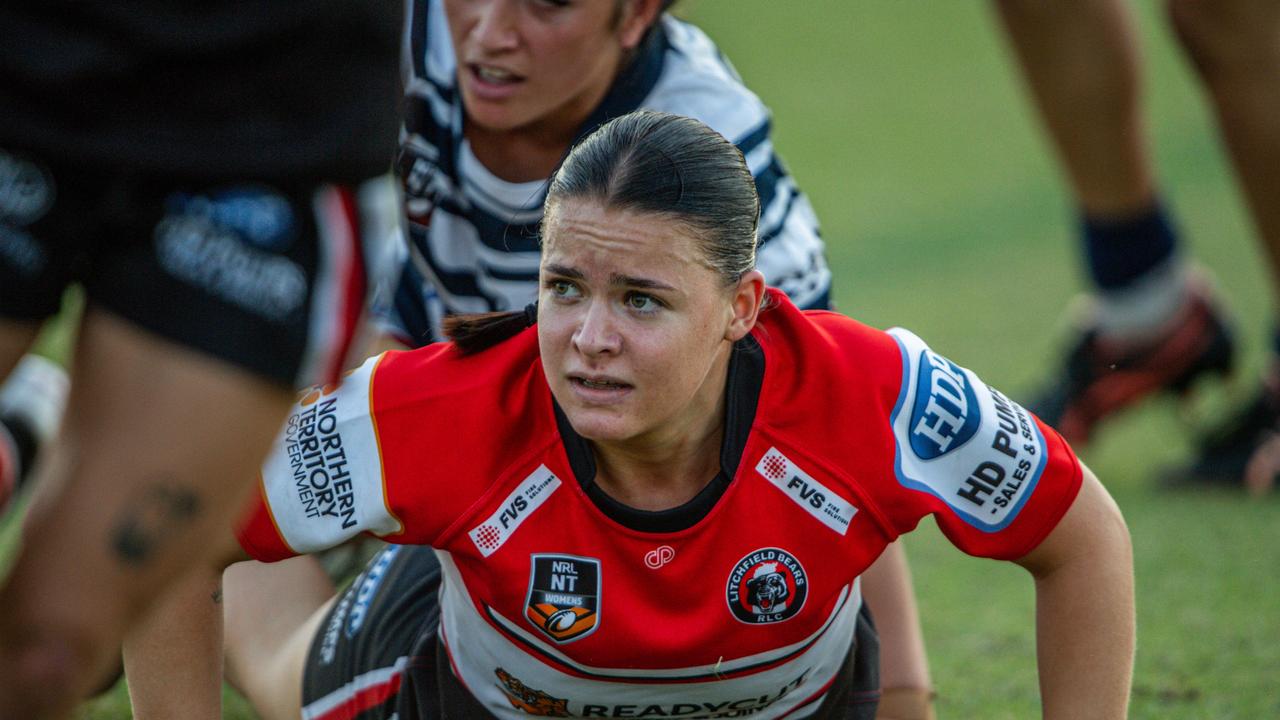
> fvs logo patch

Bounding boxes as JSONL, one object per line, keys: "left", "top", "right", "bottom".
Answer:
{"left": 756, "top": 448, "right": 857, "bottom": 535}
{"left": 726, "top": 548, "right": 808, "bottom": 624}
{"left": 525, "top": 554, "right": 601, "bottom": 643}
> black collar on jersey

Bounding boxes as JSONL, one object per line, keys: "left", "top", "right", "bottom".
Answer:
{"left": 568, "top": 20, "right": 670, "bottom": 148}
{"left": 554, "top": 334, "right": 764, "bottom": 534}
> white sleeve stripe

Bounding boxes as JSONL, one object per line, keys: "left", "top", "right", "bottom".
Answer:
{"left": 301, "top": 655, "right": 409, "bottom": 719}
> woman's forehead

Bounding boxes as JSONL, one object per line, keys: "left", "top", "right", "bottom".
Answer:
{"left": 543, "top": 201, "right": 699, "bottom": 257}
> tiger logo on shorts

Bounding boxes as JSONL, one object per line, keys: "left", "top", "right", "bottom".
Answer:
{"left": 494, "top": 668, "right": 570, "bottom": 717}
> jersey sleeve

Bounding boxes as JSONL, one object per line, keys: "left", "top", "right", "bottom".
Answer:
{"left": 877, "top": 328, "right": 1083, "bottom": 560}
{"left": 236, "top": 353, "right": 407, "bottom": 561}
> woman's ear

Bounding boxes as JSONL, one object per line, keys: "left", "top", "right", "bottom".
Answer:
{"left": 725, "top": 270, "right": 766, "bottom": 342}
{"left": 617, "top": 0, "right": 665, "bottom": 51}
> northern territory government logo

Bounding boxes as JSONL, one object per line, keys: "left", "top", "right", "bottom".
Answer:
{"left": 726, "top": 548, "right": 808, "bottom": 624}
{"left": 525, "top": 554, "right": 601, "bottom": 643}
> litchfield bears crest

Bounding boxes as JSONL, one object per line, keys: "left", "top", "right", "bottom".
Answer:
{"left": 725, "top": 547, "right": 808, "bottom": 624}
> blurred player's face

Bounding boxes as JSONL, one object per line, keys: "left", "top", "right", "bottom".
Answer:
{"left": 538, "top": 200, "right": 763, "bottom": 448}
{"left": 445, "top": 0, "right": 656, "bottom": 134}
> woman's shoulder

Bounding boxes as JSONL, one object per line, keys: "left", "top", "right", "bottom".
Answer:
{"left": 754, "top": 292, "right": 904, "bottom": 375}
{"left": 372, "top": 328, "right": 550, "bottom": 439}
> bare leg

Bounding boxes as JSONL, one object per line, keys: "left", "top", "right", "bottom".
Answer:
{"left": 863, "top": 542, "right": 934, "bottom": 720}
{"left": 224, "top": 557, "right": 335, "bottom": 720}
{"left": 995, "top": 0, "right": 1154, "bottom": 216}
{"left": 1169, "top": 0, "right": 1280, "bottom": 299}
{"left": 0, "top": 308, "right": 294, "bottom": 718}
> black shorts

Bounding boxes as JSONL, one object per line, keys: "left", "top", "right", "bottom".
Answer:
{"left": 301, "top": 546, "right": 881, "bottom": 720}
{"left": 301, "top": 544, "right": 456, "bottom": 720}
{"left": 0, "top": 147, "right": 393, "bottom": 387}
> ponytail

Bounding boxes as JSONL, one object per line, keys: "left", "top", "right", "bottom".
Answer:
{"left": 442, "top": 303, "right": 537, "bottom": 355}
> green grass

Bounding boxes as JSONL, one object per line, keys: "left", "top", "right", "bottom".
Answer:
{"left": 683, "top": 1, "right": 1279, "bottom": 718}
{"left": 6, "top": 0, "right": 1278, "bottom": 716}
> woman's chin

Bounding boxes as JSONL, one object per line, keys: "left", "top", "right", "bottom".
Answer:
{"left": 562, "top": 408, "right": 641, "bottom": 444}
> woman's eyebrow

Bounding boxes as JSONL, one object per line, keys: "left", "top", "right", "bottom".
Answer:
{"left": 610, "top": 273, "right": 676, "bottom": 291}
{"left": 544, "top": 264, "right": 676, "bottom": 291}
{"left": 544, "top": 263, "right": 584, "bottom": 279}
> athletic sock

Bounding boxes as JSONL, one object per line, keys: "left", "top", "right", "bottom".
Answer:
{"left": 1080, "top": 200, "right": 1191, "bottom": 343}
{"left": 0, "top": 417, "right": 37, "bottom": 509}
{"left": 1268, "top": 325, "right": 1280, "bottom": 388}
{"left": 0, "top": 355, "right": 70, "bottom": 508}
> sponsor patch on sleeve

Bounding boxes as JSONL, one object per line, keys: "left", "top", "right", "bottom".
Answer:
{"left": 888, "top": 328, "right": 1048, "bottom": 531}
{"left": 259, "top": 355, "right": 399, "bottom": 552}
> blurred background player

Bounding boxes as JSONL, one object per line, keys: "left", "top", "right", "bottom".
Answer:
{"left": 996, "top": 0, "right": 1280, "bottom": 493}
{"left": 0, "top": 1, "right": 403, "bottom": 716}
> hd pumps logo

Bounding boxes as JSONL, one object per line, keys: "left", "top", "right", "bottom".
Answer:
{"left": 909, "top": 349, "right": 980, "bottom": 459}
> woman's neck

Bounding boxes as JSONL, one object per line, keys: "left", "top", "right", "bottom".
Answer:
{"left": 591, "top": 421, "right": 725, "bottom": 513}
{"left": 588, "top": 350, "right": 733, "bottom": 512}
{"left": 465, "top": 121, "right": 574, "bottom": 184}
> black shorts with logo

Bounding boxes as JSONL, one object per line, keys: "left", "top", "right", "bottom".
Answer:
{"left": 301, "top": 545, "right": 881, "bottom": 720}
{"left": 0, "top": 147, "right": 393, "bottom": 387}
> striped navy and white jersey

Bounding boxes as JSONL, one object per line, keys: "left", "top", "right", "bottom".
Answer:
{"left": 381, "top": 0, "right": 833, "bottom": 346}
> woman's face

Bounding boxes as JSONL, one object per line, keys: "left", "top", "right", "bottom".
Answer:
{"left": 444, "top": 0, "right": 656, "bottom": 134}
{"left": 538, "top": 200, "right": 763, "bottom": 446}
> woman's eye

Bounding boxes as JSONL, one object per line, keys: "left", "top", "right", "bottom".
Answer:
{"left": 548, "top": 280, "right": 579, "bottom": 298}
{"left": 626, "top": 292, "right": 660, "bottom": 312}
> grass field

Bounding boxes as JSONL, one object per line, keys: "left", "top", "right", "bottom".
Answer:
{"left": 5, "top": 1, "right": 1276, "bottom": 717}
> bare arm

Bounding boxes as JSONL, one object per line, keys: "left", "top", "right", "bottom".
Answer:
{"left": 123, "top": 528, "right": 248, "bottom": 719}
{"left": 1015, "top": 464, "right": 1134, "bottom": 719}
{"left": 124, "top": 563, "right": 226, "bottom": 720}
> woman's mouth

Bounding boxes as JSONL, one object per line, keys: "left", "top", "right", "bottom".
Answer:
{"left": 569, "top": 375, "right": 633, "bottom": 402}
{"left": 463, "top": 63, "right": 525, "bottom": 103}
{"left": 472, "top": 64, "right": 521, "bottom": 84}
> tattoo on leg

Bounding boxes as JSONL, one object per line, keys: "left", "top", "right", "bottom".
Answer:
{"left": 211, "top": 587, "right": 223, "bottom": 605}
{"left": 111, "top": 479, "right": 202, "bottom": 565}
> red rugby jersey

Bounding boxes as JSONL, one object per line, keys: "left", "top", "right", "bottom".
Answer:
{"left": 238, "top": 289, "right": 1082, "bottom": 719}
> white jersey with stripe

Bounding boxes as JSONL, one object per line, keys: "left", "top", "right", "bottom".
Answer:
{"left": 382, "top": 0, "right": 833, "bottom": 345}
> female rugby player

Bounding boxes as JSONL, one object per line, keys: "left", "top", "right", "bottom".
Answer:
{"left": 143, "top": 112, "right": 1134, "bottom": 720}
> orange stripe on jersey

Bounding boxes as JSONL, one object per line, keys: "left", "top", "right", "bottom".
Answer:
{"left": 368, "top": 351, "right": 405, "bottom": 536}
{"left": 259, "top": 472, "right": 299, "bottom": 557}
